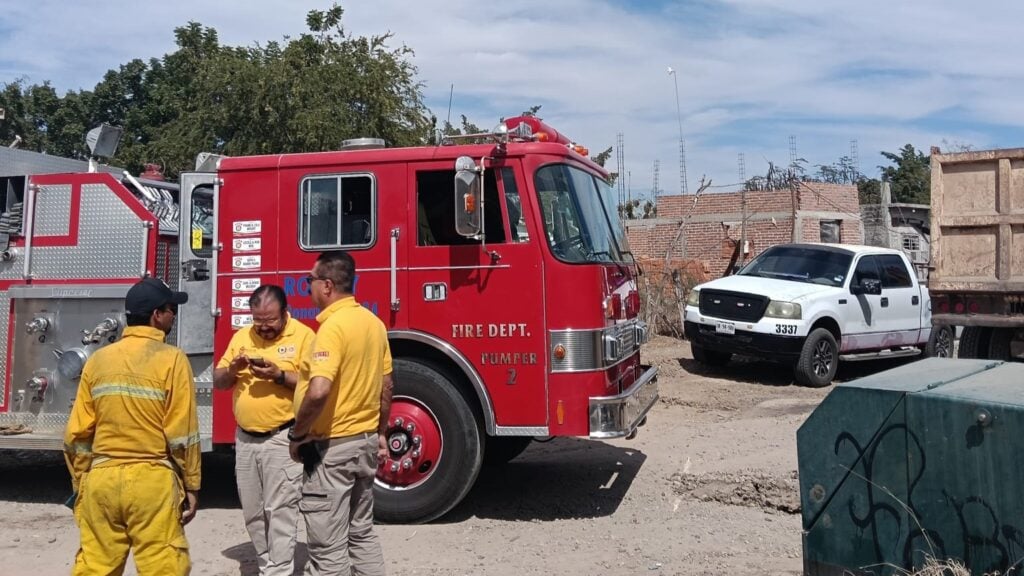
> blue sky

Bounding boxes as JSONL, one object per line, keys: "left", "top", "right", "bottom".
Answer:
{"left": 2, "top": 0, "right": 1022, "bottom": 199}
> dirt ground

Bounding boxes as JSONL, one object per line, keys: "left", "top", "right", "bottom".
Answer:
{"left": 0, "top": 337, "right": 921, "bottom": 576}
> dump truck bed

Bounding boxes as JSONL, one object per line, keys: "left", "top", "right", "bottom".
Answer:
{"left": 930, "top": 147, "right": 1024, "bottom": 293}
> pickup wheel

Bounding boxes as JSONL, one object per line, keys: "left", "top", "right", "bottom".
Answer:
{"left": 692, "top": 343, "right": 732, "bottom": 367}
{"left": 374, "top": 359, "right": 483, "bottom": 524}
{"left": 958, "top": 327, "right": 992, "bottom": 359}
{"left": 923, "top": 325, "right": 954, "bottom": 358}
{"left": 794, "top": 328, "right": 838, "bottom": 387}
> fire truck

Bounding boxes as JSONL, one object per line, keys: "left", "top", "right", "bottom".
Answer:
{"left": 0, "top": 117, "right": 658, "bottom": 522}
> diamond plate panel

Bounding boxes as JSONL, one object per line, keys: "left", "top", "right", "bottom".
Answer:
{"left": 27, "top": 183, "right": 146, "bottom": 279}
{"left": 35, "top": 184, "right": 71, "bottom": 236}
{"left": 0, "top": 292, "right": 7, "bottom": 408}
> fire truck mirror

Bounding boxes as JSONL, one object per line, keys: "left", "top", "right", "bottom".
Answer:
{"left": 454, "top": 169, "right": 482, "bottom": 238}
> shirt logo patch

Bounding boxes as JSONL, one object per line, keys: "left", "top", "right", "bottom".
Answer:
{"left": 313, "top": 351, "right": 330, "bottom": 362}
{"left": 277, "top": 345, "right": 296, "bottom": 360}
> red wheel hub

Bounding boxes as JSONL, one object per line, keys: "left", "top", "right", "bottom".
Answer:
{"left": 376, "top": 397, "right": 442, "bottom": 488}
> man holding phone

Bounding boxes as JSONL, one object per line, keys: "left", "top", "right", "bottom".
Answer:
{"left": 213, "top": 285, "right": 314, "bottom": 576}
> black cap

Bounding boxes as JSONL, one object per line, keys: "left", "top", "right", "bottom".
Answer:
{"left": 126, "top": 278, "right": 188, "bottom": 315}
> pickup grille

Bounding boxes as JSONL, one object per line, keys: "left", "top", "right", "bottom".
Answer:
{"left": 699, "top": 289, "right": 769, "bottom": 322}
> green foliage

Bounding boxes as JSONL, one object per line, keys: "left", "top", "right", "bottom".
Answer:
{"left": 879, "top": 144, "right": 930, "bottom": 204}
{"left": 0, "top": 4, "right": 430, "bottom": 177}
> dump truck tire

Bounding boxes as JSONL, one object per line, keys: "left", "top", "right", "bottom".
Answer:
{"left": 958, "top": 327, "right": 991, "bottom": 359}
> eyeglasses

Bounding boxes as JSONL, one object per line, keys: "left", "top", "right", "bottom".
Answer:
{"left": 163, "top": 304, "right": 178, "bottom": 315}
{"left": 305, "top": 275, "right": 331, "bottom": 285}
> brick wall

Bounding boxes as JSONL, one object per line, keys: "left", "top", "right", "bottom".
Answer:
{"left": 625, "top": 182, "right": 862, "bottom": 279}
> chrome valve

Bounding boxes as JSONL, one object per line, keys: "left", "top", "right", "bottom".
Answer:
{"left": 82, "top": 317, "right": 120, "bottom": 345}
{"left": 25, "top": 317, "right": 49, "bottom": 334}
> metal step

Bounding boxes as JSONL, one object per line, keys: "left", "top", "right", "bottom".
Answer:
{"left": 840, "top": 347, "right": 922, "bottom": 362}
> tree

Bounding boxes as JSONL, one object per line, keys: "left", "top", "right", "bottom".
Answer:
{"left": 0, "top": 4, "right": 431, "bottom": 177}
{"left": 879, "top": 144, "right": 930, "bottom": 204}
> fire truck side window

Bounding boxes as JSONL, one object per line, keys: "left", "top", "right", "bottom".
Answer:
{"left": 417, "top": 170, "right": 505, "bottom": 246}
{"left": 501, "top": 168, "right": 529, "bottom": 243}
{"left": 300, "top": 174, "right": 374, "bottom": 249}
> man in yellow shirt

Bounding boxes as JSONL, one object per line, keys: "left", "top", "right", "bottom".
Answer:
{"left": 214, "top": 284, "right": 314, "bottom": 576}
{"left": 64, "top": 277, "right": 199, "bottom": 576}
{"left": 290, "top": 251, "right": 394, "bottom": 576}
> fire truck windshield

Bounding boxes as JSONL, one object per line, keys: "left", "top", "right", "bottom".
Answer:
{"left": 536, "top": 164, "right": 632, "bottom": 264}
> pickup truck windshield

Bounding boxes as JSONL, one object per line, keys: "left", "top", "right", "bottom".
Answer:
{"left": 738, "top": 245, "right": 852, "bottom": 287}
{"left": 535, "top": 164, "right": 632, "bottom": 264}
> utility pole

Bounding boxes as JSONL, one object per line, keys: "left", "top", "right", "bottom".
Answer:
{"left": 667, "top": 67, "right": 688, "bottom": 194}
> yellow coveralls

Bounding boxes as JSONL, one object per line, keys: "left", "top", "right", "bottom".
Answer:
{"left": 64, "top": 325, "right": 201, "bottom": 576}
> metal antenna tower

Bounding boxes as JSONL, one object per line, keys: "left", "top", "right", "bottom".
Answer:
{"left": 668, "top": 67, "right": 689, "bottom": 194}
{"left": 738, "top": 153, "right": 746, "bottom": 183}
{"left": 616, "top": 132, "right": 626, "bottom": 207}
{"left": 653, "top": 160, "right": 661, "bottom": 200}
{"left": 789, "top": 135, "right": 798, "bottom": 166}
{"left": 850, "top": 139, "right": 860, "bottom": 179}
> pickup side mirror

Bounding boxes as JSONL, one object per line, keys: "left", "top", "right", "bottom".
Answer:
{"left": 850, "top": 277, "right": 882, "bottom": 296}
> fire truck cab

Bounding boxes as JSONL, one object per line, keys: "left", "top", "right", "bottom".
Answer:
{"left": 0, "top": 117, "right": 658, "bottom": 523}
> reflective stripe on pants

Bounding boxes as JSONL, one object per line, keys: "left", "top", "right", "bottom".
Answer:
{"left": 73, "top": 461, "right": 190, "bottom": 576}
{"left": 236, "top": 427, "right": 303, "bottom": 576}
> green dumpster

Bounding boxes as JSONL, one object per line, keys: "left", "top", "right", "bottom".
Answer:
{"left": 798, "top": 358, "right": 1024, "bottom": 575}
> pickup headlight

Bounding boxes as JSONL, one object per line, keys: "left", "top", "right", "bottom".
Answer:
{"left": 765, "top": 300, "right": 802, "bottom": 319}
{"left": 685, "top": 288, "right": 700, "bottom": 307}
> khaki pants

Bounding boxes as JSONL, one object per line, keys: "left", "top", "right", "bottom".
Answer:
{"left": 73, "top": 461, "right": 190, "bottom": 576}
{"left": 236, "top": 428, "right": 304, "bottom": 576}
{"left": 300, "top": 433, "right": 384, "bottom": 576}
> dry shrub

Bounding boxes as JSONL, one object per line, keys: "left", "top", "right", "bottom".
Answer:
{"left": 637, "top": 257, "right": 709, "bottom": 337}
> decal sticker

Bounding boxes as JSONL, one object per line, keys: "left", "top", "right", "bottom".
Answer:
{"left": 191, "top": 228, "right": 204, "bottom": 250}
{"left": 232, "top": 237, "right": 262, "bottom": 253}
{"left": 232, "top": 220, "right": 262, "bottom": 236}
{"left": 232, "top": 278, "right": 261, "bottom": 293}
{"left": 232, "top": 255, "right": 261, "bottom": 270}
{"left": 231, "top": 314, "right": 253, "bottom": 330}
{"left": 231, "top": 297, "right": 250, "bottom": 311}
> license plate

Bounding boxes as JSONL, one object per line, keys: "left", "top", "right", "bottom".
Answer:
{"left": 715, "top": 321, "right": 735, "bottom": 335}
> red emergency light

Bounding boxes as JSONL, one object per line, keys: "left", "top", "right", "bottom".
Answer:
{"left": 504, "top": 116, "right": 590, "bottom": 156}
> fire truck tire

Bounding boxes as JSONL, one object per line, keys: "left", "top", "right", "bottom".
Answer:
{"left": 374, "top": 359, "right": 483, "bottom": 524}
{"left": 958, "top": 327, "right": 991, "bottom": 359}
{"left": 483, "top": 436, "right": 533, "bottom": 466}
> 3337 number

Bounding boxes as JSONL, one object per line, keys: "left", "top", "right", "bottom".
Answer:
{"left": 775, "top": 324, "right": 797, "bottom": 335}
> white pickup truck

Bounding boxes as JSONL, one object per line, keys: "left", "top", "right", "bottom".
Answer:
{"left": 682, "top": 243, "right": 953, "bottom": 386}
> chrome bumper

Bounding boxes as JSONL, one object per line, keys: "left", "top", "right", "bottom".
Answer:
{"left": 588, "top": 365, "right": 659, "bottom": 439}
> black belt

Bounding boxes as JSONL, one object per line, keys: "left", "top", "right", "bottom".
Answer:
{"left": 239, "top": 419, "right": 295, "bottom": 438}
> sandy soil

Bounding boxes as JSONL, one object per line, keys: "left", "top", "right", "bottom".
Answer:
{"left": 0, "top": 337, "right": 918, "bottom": 576}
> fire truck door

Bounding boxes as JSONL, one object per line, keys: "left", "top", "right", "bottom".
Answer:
{"left": 409, "top": 165, "right": 546, "bottom": 428}
{"left": 177, "top": 172, "right": 216, "bottom": 355}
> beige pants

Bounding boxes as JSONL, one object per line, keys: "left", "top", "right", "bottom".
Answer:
{"left": 300, "top": 433, "right": 384, "bottom": 576}
{"left": 236, "top": 428, "right": 304, "bottom": 576}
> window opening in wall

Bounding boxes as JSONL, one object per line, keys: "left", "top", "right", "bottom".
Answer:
{"left": 902, "top": 234, "right": 920, "bottom": 252}
{"left": 819, "top": 220, "right": 842, "bottom": 243}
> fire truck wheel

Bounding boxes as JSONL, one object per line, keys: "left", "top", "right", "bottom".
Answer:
{"left": 483, "top": 436, "right": 533, "bottom": 466}
{"left": 374, "top": 359, "right": 483, "bottom": 524}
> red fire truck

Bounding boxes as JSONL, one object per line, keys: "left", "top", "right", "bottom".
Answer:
{"left": 0, "top": 117, "right": 658, "bottom": 522}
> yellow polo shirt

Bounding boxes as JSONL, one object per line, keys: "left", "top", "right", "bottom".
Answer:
{"left": 64, "top": 326, "right": 200, "bottom": 491}
{"left": 296, "top": 297, "right": 393, "bottom": 438}
{"left": 217, "top": 315, "right": 315, "bottom": 433}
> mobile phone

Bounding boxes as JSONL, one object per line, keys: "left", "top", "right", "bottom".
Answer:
{"left": 248, "top": 356, "right": 267, "bottom": 367}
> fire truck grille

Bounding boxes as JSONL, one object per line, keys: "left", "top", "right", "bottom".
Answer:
{"left": 550, "top": 322, "right": 641, "bottom": 372}
{"left": 699, "top": 289, "right": 768, "bottom": 323}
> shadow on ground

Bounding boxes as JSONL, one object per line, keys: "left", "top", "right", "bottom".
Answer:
{"left": 437, "top": 436, "right": 646, "bottom": 524}
{"left": 222, "top": 541, "right": 309, "bottom": 576}
{"left": 678, "top": 354, "right": 919, "bottom": 387}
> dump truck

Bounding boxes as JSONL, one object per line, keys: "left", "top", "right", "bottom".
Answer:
{"left": 928, "top": 147, "right": 1024, "bottom": 360}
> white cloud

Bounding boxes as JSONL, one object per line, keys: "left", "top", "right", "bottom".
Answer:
{"left": 2, "top": 0, "right": 1022, "bottom": 193}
